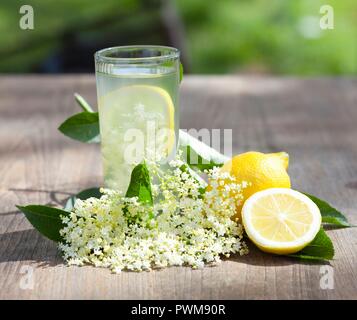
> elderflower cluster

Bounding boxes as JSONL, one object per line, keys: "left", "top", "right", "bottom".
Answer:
{"left": 59, "top": 159, "right": 248, "bottom": 273}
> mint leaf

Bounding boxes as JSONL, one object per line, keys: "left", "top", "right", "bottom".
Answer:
{"left": 179, "top": 62, "right": 184, "bottom": 83}
{"left": 179, "top": 130, "right": 229, "bottom": 171}
{"left": 304, "top": 193, "right": 350, "bottom": 228}
{"left": 58, "top": 112, "right": 100, "bottom": 143}
{"left": 289, "top": 228, "right": 334, "bottom": 261}
{"left": 17, "top": 205, "right": 69, "bottom": 242}
{"left": 125, "top": 163, "right": 153, "bottom": 206}
{"left": 74, "top": 93, "right": 94, "bottom": 113}
{"left": 64, "top": 187, "right": 101, "bottom": 211}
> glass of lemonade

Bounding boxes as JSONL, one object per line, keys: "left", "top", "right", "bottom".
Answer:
{"left": 94, "top": 46, "right": 180, "bottom": 192}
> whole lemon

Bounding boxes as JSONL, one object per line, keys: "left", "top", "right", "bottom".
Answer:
{"left": 220, "top": 151, "right": 291, "bottom": 221}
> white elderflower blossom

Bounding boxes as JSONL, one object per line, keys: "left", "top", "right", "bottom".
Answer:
{"left": 59, "top": 157, "right": 249, "bottom": 273}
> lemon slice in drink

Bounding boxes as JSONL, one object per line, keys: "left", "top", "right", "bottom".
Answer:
{"left": 100, "top": 85, "right": 176, "bottom": 160}
{"left": 242, "top": 188, "right": 321, "bottom": 254}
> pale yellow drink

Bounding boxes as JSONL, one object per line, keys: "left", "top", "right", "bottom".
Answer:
{"left": 95, "top": 47, "right": 180, "bottom": 192}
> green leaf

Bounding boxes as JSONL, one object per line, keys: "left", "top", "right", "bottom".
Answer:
{"left": 304, "top": 193, "right": 350, "bottom": 228}
{"left": 64, "top": 187, "right": 102, "bottom": 211}
{"left": 289, "top": 228, "right": 334, "bottom": 261}
{"left": 74, "top": 93, "right": 94, "bottom": 113}
{"left": 179, "top": 130, "right": 229, "bottom": 171}
{"left": 58, "top": 112, "right": 100, "bottom": 143}
{"left": 179, "top": 62, "right": 184, "bottom": 83}
{"left": 17, "top": 205, "right": 69, "bottom": 242}
{"left": 125, "top": 163, "right": 153, "bottom": 205}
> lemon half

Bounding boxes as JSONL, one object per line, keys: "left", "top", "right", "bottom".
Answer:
{"left": 242, "top": 188, "right": 321, "bottom": 254}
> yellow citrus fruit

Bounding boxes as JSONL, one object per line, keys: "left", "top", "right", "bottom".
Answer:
{"left": 242, "top": 188, "right": 321, "bottom": 254}
{"left": 220, "top": 151, "right": 291, "bottom": 220}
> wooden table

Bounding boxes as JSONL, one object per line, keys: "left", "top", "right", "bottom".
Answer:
{"left": 0, "top": 75, "right": 356, "bottom": 299}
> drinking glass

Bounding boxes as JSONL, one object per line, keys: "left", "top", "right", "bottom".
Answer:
{"left": 94, "top": 45, "right": 180, "bottom": 192}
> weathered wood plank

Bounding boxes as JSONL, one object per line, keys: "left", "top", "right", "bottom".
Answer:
{"left": 0, "top": 75, "right": 356, "bottom": 299}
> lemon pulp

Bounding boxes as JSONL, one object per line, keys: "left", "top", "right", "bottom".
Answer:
{"left": 242, "top": 188, "right": 321, "bottom": 254}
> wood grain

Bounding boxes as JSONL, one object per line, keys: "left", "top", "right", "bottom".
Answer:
{"left": 0, "top": 75, "right": 356, "bottom": 299}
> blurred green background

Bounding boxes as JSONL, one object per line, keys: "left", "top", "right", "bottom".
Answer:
{"left": 0, "top": 0, "right": 355, "bottom": 74}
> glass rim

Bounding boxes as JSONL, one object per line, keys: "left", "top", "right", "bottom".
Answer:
{"left": 94, "top": 45, "right": 180, "bottom": 64}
